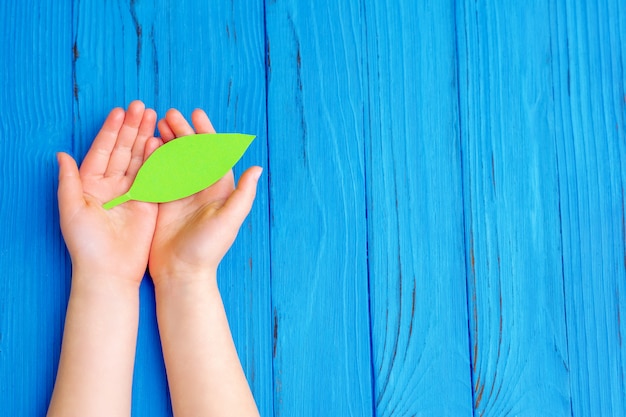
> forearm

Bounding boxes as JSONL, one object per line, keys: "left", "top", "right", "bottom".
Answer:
{"left": 155, "top": 275, "right": 259, "bottom": 417}
{"left": 48, "top": 275, "right": 140, "bottom": 417}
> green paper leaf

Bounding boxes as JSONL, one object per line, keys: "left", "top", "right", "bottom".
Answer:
{"left": 103, "top": 133, "right": 255, "bottom": 209}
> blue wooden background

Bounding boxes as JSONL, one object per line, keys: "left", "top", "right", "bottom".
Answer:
{"left": 1, "top": 1, "right": 624, "bottom": 415}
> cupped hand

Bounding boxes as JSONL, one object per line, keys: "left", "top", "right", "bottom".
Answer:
{"left": 148, "top": 109, "right": 262, "bottom": 286}
{"left": 57, "top": 101, "right": 160, "bottom": 286}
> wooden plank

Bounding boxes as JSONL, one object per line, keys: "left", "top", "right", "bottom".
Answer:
{"left": 364, "top": 1, "right": 473, "bottom": 415}
{"left": 72, "top": 0, "right": 271, "bottom": 415}
{"left": 0, "top": 1, "right": 73, "bottom": 415}
{"left": 550, "top": 0, "right": 626, "bottom": 414}
{"left": 456, "top": 1, "right": 572, "bottom": 415}
{"left": 148, "top": 3, "right": 273, "bottom": 414}
{"left": 72, "top": 3, "right": 169, "bottom": 414}
{"left": 265, "top": 1, "right": 373, "bottom": 415}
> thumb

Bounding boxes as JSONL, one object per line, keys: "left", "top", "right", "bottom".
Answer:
{"left": 218, "top": 166, "right": 263, "bottom": 230}
{"left": 57, "top": 152, "right": 84, "bottom": 218}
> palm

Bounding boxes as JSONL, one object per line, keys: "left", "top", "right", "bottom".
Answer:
{"left": 150, "top": 172, "right": 235, "bottom": 275}
{"left": 72, "top": 177, "right": 157, "bottom": 280}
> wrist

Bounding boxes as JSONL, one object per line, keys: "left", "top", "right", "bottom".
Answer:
{"left": 153, "top": 276, "right": 219, "bottom": 306}
{"left": 70, "top": 269, "right": 142, "bottom": 299}
{"left": 70, "top": 255, "right": 148, "bottom": 289}
{"left": 151, "top": 268, "right": 218, "bottom": 293}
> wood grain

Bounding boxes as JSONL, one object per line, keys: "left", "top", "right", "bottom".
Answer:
{"left": 2, "top": 0, "right": 626, "bottom": 415}
{"left": 73, "top": 3, "right": 171, "bottom": 414}
{"left": 0, "top": 1, "right": 74, "bottom": 415}
{"left": 364, "top": 1, "right": 473, "bottom": 415}
{"left": 72, "top": 0, "right": 272, "bottom": 415}
{"left": 550, "top": 0, "right": 626, "bottom": 414}
{"left": 265, "top": 1, "right": 374, "bottom": 415}
{"left": 457, "top": 1, "right": 572, "bottom": 415}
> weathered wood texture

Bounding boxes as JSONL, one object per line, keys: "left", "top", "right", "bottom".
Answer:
{"left": 550, "top": 1, "right": 626, "bottom": 415}
{"left": 456, "top": 1, "right": 626, "bottom": 415}
{"left": 0, "top": 1, "right": 73, "bottom": 415}
{"left": 365, "top": 1, "right": 472, "bottom": 415}
{"left": 457, "top": 2, "right": 571, "bottom": 415}
{"left": 1, "top": 0, "right": 624, "bottom": 416}
{"left": 71, "top": 1, "right": 273, "bottom": 416}
{"left": 266, "top": 1, "right": 373, "bottom": 415}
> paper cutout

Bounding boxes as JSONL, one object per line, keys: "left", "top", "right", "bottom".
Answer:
{"left": 103, "top": 133, "right": 255, "bottom": 209}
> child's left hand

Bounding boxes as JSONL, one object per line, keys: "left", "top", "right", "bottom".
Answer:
{"left": 57, "top": 100, "right": 160, "bottom": 287}
{"left": 148, "top": 108, "right": 262, "bottom": 288}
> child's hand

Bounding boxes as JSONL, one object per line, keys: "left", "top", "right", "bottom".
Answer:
{"left": 57, "top": 101, "right": 159, "bottom": 286}
{"left": 148, "top": 109, "right": 262, "bottom": 287}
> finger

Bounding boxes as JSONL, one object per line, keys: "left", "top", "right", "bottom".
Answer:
{"left": 157, "top": 118, "right": 175, "bottom": 142}
{"left": 127, "top": 108, "right": 157, "bottom": 177}
{"left": 79, "top": 108, "right": 125, "bottom": 177}
{"left": 57, "top": 152, "right": 84, "bottom": 219}
{"left": 216, "top": 166, "right": 262, "bottom": 231}
{"left": 105, "top": 100, "right": 146, "bottom": 177}
{"left": 143, "top": 137, "right": 162, "bottom": 161}
{"left": 163, "top": 108, "right": 195, "bottom": 139}
{"left": 191, "top": 109, "right": 216, "bottom": 134}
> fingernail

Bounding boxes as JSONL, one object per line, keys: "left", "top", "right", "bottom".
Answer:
{"left": 254, "top": 167, "right": 263, "bottom": 181}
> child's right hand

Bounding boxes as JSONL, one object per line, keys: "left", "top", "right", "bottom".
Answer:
{"left": 148, "top": 108, "right": 262, "bottom": 288}
{"left": 57, "top": 101, "right": 159, "bottom": 287}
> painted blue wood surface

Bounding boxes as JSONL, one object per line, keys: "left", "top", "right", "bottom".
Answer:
{"left": 71, "top": 2, "right": 272, "bottom": 417}
{"left": 457, "top": 2, "right": 571, "bottom": 415}
{"left": 550, "top": 0, "right": 626, "bottom": 414}
{"left": 1, "top": 0, "right": 625, "bottom": 416}
{"left": 364, "top": 1, "right": 472, "bottom": 415}
{"left": 0, "top": 1, "right": 73, "bottom": 415}
{"left": 265, "top": 1, "right": 373, "bottom": 416}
